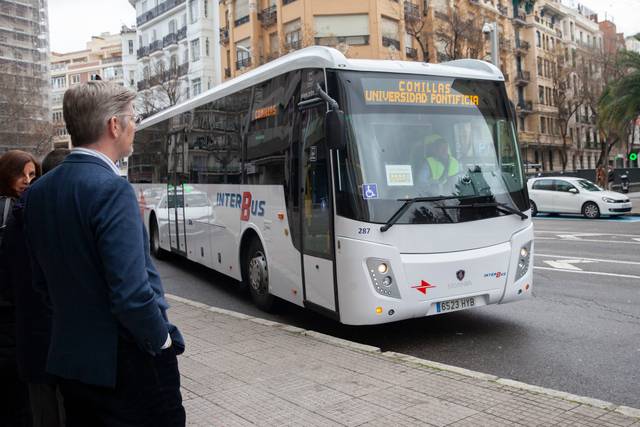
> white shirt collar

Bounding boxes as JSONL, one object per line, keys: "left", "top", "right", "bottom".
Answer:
{"left": 71, "top": 147, "right": 121, "bottom": 176}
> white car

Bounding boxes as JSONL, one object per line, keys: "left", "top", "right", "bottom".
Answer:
{"left": 527, "top": 176, "right": 632, "bottom": 219}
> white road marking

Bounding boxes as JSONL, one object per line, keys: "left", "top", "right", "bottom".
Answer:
{"left": 535, "top": 237, "right": 557, "bottom": 240}
{"left": 543, "top": 259, "right": 595, "bottom": 271}
{"left": 536, "top": 253, "right": 640, "bottom": 266}
{"left": 534, "top": 230, "right": 640, "bottom": 237}
{"left": 534, "top": 266, "right": 640, "bottom": 280}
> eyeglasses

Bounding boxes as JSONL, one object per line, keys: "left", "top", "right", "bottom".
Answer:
{"left": 116, "top": 114, "right": 142, "bottom": 125}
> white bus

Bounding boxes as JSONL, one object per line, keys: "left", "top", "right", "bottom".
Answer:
{"left": 130, "top": 46, "right": 533, "bottom": 325}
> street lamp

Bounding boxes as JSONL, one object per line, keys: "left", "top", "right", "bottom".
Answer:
{"left": 482, "top": 22, "right": 499, "bottom": 69}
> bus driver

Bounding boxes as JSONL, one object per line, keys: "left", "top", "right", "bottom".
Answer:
{"left": 415, "top": 134, "right": 461, "bottom": 191}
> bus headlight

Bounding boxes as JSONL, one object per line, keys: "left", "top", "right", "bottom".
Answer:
{"left": 366, "top": 258, "right": 400, "bottom": 298}
{"left": 515, "top": 241, "right": 532, "bottom": 281}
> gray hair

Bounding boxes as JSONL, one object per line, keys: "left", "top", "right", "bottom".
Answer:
{"left": 63, "top": 81, "right": 136, "bottom": 147}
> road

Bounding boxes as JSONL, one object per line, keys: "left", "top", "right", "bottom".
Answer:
{"left": 156, "top": 215, "right": 640, "bottom": 408}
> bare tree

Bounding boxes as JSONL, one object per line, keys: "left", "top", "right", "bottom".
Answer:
{"left": 550, "top": 47, "right": 581, "bottom": 171}
{"left": 137, "top": 59, "right": 185, "bottom": 118}
{"left": 435, "top": 2, "right": 486, "bottom": 61}
{"left": 404, "top": 1, "right": 430, "bottom": 62}
{"left": 0, "top": 61, "right": 53, "bottom": 155}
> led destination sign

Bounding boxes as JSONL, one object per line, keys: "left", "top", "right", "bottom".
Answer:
{"left": 362, "top": 78, "right": 480, "bottom": 107}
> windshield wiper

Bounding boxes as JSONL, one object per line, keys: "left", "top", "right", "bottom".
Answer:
{"left": 436, "top": 202, "right": 528, "bottom": 220}
{"left": 380, "top": 195, "right": 463, "bottom": 232}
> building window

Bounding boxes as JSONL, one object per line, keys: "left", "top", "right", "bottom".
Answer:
{"left": 203, "top": 0, "right": 208, "bottom": 18}
{"left": 235, "top": 38, "right": 251, "bottom": 68}
{"left": 234, "top": 0, "right": 249, "bottom": 26}
{"left": 192, "top": 78, "right": 201, "bottom": 96}
{"left": 313, "top": 14, "right": 370, "bottom": 47}
{"left": 538, "top": 85, "right": 544, "bottom": 104}
{"left": 191, "top": 38, "right": 200, "bottom": 61}
{"left": 283, "top": 19, "right": 301, "bottom": 50}
{"left": 51, "top": 76, "right": 66, "bottom": 89}
{"left": 269, "top": 32, "right": 279, "bottom": 56}
{"left": 537, "top": 57, "right": 543, "bottom": 75}
{"left": 169, "top": 19, "right": 176, "bottom": 33}
{"left": 129, "top": 70, "right": 135, "bottom": 86}
{"left": 381, "top": 17, "right": 400, "bottom": 49}
{"left": 189, "top": 0, "right": 199, "bottom": 23}
{"left": 71, "top": 74, "right": 81, "bottom": 85}
{"left": 536, "top": 31, "right": 541, "bottom": 47}
{"left": 128, "top": 40, "right": 134, "bottom": 55}
{"left": 206, "top": 38, "right": 210, "bottom": 56}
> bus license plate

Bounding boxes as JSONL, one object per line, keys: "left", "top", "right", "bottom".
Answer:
{"left": 436, "top": 297, "right": 475, "bottom": 313}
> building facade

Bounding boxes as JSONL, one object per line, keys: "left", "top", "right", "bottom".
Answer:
{"left": 50, "top": 31, "right": 129, "bottom": 148}
{"left": 0, "top": 0, "right": 51, "bottom": 155}
{"left": 129, "top": 0, "right": 221, "bottom": 117}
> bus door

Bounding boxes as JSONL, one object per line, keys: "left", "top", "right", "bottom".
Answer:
{"left": 167, "top": 131, "right": 187, "bottom": 256}
{"left": 300, "top": 106, "right": 337, "bottom": 314}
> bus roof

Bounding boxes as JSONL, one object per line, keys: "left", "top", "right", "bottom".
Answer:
{"left": 137, "top": 46, "right": 505, "bottom": 131}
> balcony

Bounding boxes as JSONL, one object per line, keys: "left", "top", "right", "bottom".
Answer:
{"left": 235, "top": 15, "right": 249, "bottom": 27}
{"left": 137, "top": 79, "right": 149, "bottom": 91}
{"left": 382, "top": 36, "right": 400, "bottom": 50}
{"left": 517, "top": 100, "right": 533, "bottom": 113}
{"left": 405, "top": 46, "right": 418, "bottom": 59}
{"left": 219, "top": 27, "right": 229, "bottom": 45}
{"left": 236, "top": 57, "right": 251, "bottom": 69}
{"left": 163, "top": 33, "right": 177, "bottom": 49}
{"left": 102, "top": 56, "right": 122, "bottom": 64}
{"left": 314, "top": 35, "right": 369, "bottom": 47}
{"left": 178, "top": 63, "right": 189, "bottom": 77}
{"left": 512, "top": 11, "right": 527, "bottom": 26}
{"left": 259, "top": 5, "right": 277, "bottom": 27}
{"left": 136, "top": 46, "right": 149, "bottom": 59}
{"left": 149, "top": 40, "right": 163, "bottom": 56}
{"left": 404, "top": 2, "right": 420, "bottom": 22}
{"left": 136, "top": 0, "right": 186, "bottom": 27}
{"left": 515, "top": 70, "right": 530, "bottom": 85}
{"left": 515, "top": 40, "right": 530, "bottom": 53}
{"left": 177, "top": 26, "right": 187, "bottom": 41}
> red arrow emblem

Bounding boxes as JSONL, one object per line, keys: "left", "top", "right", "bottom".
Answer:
{"left": 412, "top": 280, "right": 436, "bottom": 295}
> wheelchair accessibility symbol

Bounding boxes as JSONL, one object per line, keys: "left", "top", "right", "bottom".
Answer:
{"left": 362, "top": 184, "right": 379, "bottom": 199}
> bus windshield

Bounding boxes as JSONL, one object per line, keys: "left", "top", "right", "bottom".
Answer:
{"left": 333, "top": 71, "right": 528, "bottom": 224}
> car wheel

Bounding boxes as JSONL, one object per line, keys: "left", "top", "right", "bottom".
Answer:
{"left": 245, "top": 239, "right": 276, "bottom": 312}
{"left": 529, "top": 200, "right": 538, "bottom": 217}
{"left": 582, "top": 202, "right": 600, "bottom": 219}
{"left": 150, "top": 217, "right": 167, "bottom": 259}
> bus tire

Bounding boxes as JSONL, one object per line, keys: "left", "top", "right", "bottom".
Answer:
{"left": 245, "top": 238, "right": 275, "bottom": 312}
{"left": 150, "top": 216, "right": 167, "bottom": 260}
{"left": 529, "top": 200, "right": 538, "bottom": 217}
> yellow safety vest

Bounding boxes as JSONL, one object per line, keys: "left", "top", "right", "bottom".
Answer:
{"left": 426, "top": 156, "right": 459, "bottom": 181}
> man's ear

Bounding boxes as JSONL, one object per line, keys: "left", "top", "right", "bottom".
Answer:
{"left": 106, "top": 116, "right": 120, "bottom": 138}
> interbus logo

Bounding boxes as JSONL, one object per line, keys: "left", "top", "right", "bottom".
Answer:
{"left": 216, "top": 192, "right": 266, "bottom": 221}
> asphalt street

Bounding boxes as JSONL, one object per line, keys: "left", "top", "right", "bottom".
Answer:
{"left": 156, "top": 214, "right": 640, "bottom": 409}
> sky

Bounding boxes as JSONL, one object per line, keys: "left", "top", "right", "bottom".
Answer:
{"left": 48, "top": 0, "right": 640, "bottom": 53}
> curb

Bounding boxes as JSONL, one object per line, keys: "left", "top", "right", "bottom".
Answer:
{"left": 166, "top": 293, "right": 640, "bottom": 419}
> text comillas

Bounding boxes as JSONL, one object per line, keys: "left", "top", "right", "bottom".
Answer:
{"left": 216, "top": 192, "right": 265, "bottom": 221}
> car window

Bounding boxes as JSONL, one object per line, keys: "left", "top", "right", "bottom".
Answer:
{"left": 553, "top": 180, "right": 576, "bottom": 192}
{"left": 577, "top": 179, "right": 601, "bottom": 192}
{"left": 532, "top": 179, "right": 554, "bottom": 191}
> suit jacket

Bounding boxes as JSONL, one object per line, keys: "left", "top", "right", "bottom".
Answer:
{"left": 24, "top": 152, "right": 184, "bottom": 388}
{"left": 0, "top": 192, "right": 55, "bottom": 383}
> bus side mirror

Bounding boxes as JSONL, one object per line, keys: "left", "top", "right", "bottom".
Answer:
{"left": 325, "top": 109, "right": 346, "bottom": 151}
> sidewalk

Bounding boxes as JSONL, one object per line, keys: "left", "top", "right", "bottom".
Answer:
{"left": 168, "top": 295, "right": 640, "bottom": 426}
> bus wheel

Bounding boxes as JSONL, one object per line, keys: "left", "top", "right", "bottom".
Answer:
{"left": 246, "top": 239, "right": 275, "bottom": 312}
{"left": 150, "top": 217, "right": 167, "bottom": 260}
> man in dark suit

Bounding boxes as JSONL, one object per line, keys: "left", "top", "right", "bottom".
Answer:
{"left": 24, "top": 81, "right": 185, "bottom": 426}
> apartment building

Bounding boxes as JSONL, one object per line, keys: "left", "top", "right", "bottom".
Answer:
{"left": 129, "top": 0, "right": 221, "bottom": 116}
{"left": 219, "top": 0, "right": 437, "bottom": 79}
{"left": 0, "top": 0, "right": 51, "bottom": 155}
{"left": 50, "top": 32, "right": 129, "bottom": 148}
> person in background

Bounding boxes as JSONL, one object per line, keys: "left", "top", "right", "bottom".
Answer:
{"left": 607, "top": 166, "right": 615, "bottom": 191}
{"left": 24, "top": 81, "right": 185, "bottom": 427}
{"left": 0, "top": 149, "right": 41, "bottom": 427}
